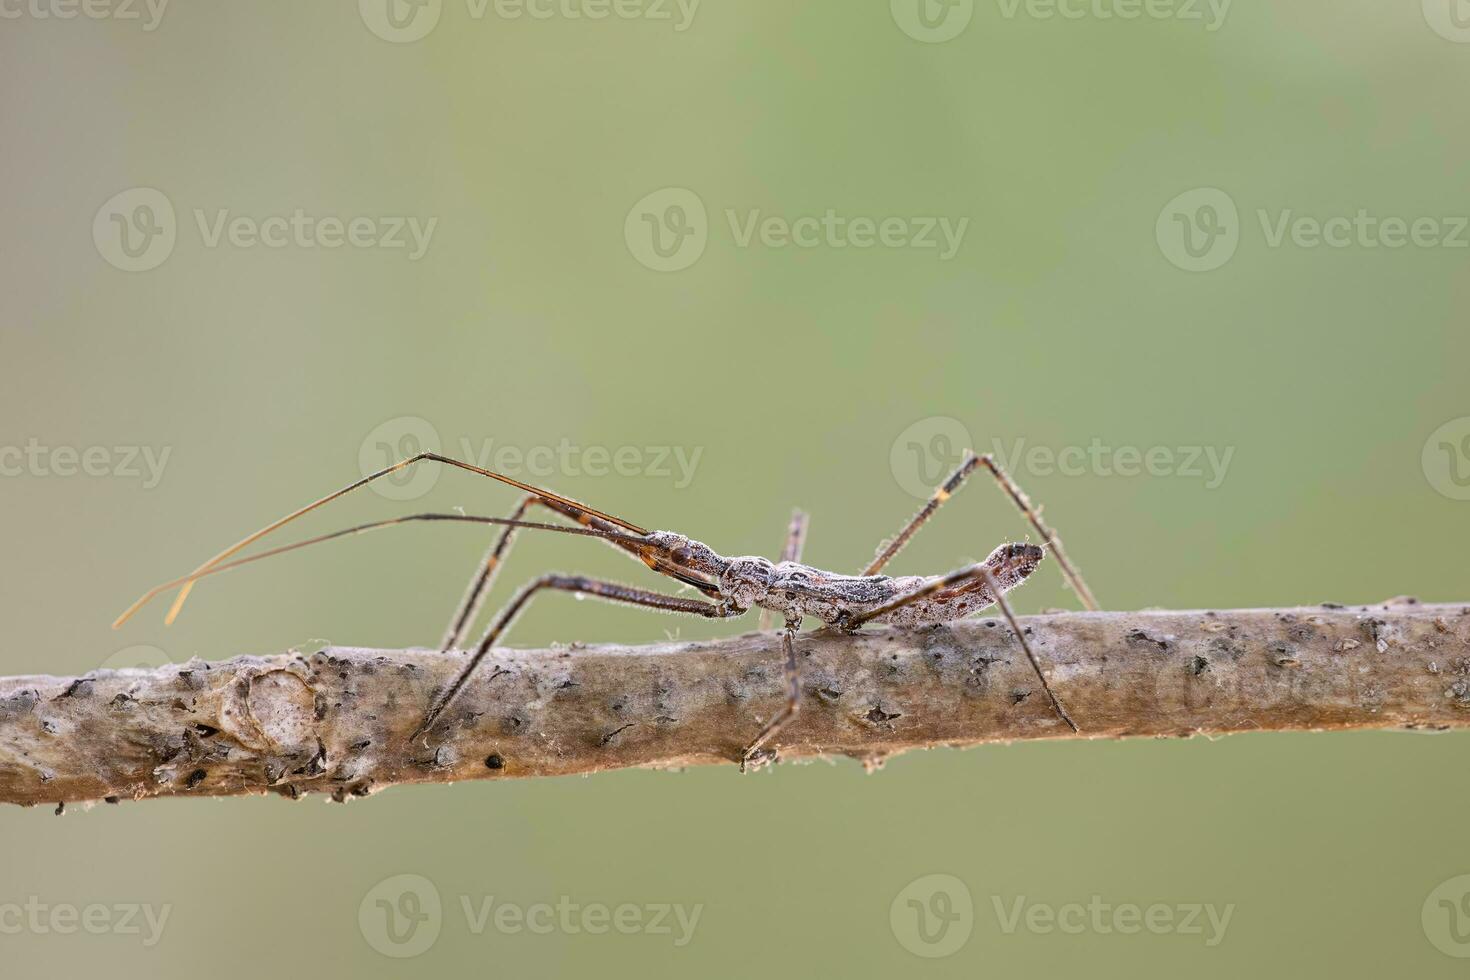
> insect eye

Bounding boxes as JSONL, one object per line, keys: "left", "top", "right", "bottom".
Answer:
{"left": 670, "top": 547, "right": 692, "bottom": 564}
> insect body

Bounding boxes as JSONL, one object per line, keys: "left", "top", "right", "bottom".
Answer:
{"left": 116, "top": 450, "right": 1097, "bottom": 771}
{"left": 702, "top": 543, "right": 1043, "bottom": 629}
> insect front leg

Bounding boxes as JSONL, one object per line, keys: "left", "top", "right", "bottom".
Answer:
{"left": 863, "top": 454, "right": 980, "bottom": 575}
{"left": 741, "top": 612, "right": 804, "bottom": 772}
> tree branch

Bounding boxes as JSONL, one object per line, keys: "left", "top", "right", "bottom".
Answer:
{"left": 3, "top": 602, "right": 1468, "bottom": 808}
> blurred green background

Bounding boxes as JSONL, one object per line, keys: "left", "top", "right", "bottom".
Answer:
{"left": 3, "top": 1, "right": 1469, "bottom": 977}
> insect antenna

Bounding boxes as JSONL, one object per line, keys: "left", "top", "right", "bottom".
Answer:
{"left": 117, "top": 452, "right": 650, "bottom": 628}
{"left": 112, "top": 514, "right": 664, "bottom": 627}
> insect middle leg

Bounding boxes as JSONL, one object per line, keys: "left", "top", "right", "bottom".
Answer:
{"left": 741, "top": 614, "right": 803, "bottom": 772}
{"left": 440, "top": 489, "right": 699, "bottom": 652}
{"left": 439, "top": 494, "right": 540, "bottom": 653}
{"left": 415, "top": 575, "right": 746, "bottom": 741}
{"left": 758, "top": 509, "right": 808, "bottom": 631}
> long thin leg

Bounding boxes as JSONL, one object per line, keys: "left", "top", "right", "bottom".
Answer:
{"left": 415, "top": 575, "right": 745, "bottom": 741}
{"left": 845, "top": 558, "right": 1077, "bottom": 732}
{"left": 758, "top": 509, "right": 808, "bottom": 630}
{"left": 977, "top": 454, "right": 1099, "bottom": 611}
{"left": 116, "top": 451, "right": 649, "bottom": 628}
{"left": 439, "top": 494, "right": 540, "bottom": 653}
{"left": 864, "top": 450, "right": 1101, "bottom": 613}
{"left": 442, "top": 485, "right": 698, "bottom": 652}
{"left": 863, "top": 456, "right": 979, "bottom": 575}
{"left": 978, "top": 567, "right": 1078, "bottom": 732}
{"left": 740, "top": 621, "right": 802, "bottom": 771}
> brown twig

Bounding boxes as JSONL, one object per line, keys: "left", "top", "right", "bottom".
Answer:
{"left": 2, "top": 601, "right": 1466, "bottom": 808}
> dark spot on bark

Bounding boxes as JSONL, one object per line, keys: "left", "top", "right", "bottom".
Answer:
{"left": 485, "top": 753, "right": 504, "bottom": 770}
{"left": 304, "top": 741, "right": 328, "bottom": 776}
{"left": 1189, "top": 656, "right": 1210, "bottom": 676}
{"left": 1011, "top": 689, "right": 1032, "bottom": 704}
{"left": 55, "top": 678, "right": 93, "bottom": 700}
{"left": 1271, "top": 644, "right": 1301, "bottom": 667}
{"left": 54, "top": 802, "right": 64, "bottom": 816}
{"left": 600, "top": 723, "right": 634, "bottom": 746}
{"left": 1321, "top": 602, "right": 1344, "bottom": 610}
{"left": 186, "top": 769, "right": 207, "bottom": 789}
{"left": 104, "top": 796, "right": 120, "bottom": 805}
{"left": 192, "top": 724, "right": 219, "bottom": 738}
{"left": 1287, "top": 623, "right": 1316, "bottom": 643}
{"left": 1127, "top": 629, "right": 1171, "bottom": 651}
{"left": 314, "top": 694, "right": 329, "bottom": 720}
{"left": 350, "top": 739, "right": 372, "bottom": 752}
{"left": 866, "top": 705, "right": 901, "bottom": 724}
{"left": 816, "top": 686, "right": 843, "bottom": 703}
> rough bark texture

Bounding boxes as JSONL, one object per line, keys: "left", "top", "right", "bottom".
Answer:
{"left": 3, "top": 601, "right": 1468, "bottom": 808}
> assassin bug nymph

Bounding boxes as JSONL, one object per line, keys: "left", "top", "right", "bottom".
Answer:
{"left": 115, "top": 450, "right": 1099, "bottom": 771}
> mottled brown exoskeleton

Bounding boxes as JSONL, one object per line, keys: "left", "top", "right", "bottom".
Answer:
{"left": 116, "top": 450, "right": 1098, "bottom": 770}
